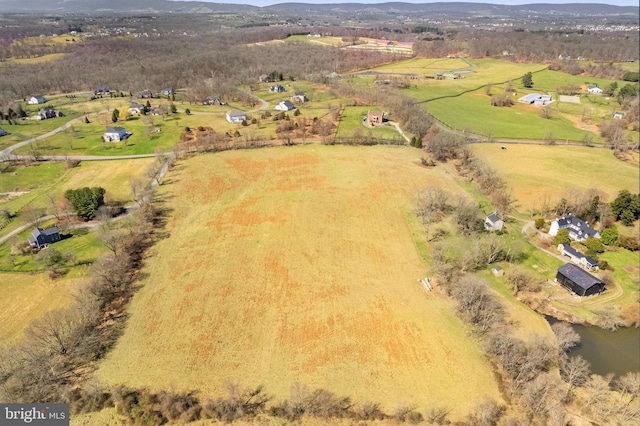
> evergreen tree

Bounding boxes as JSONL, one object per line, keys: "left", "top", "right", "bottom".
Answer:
{"left": 522, "top": 72, "right": 533, "bottom": 88}
{"left": 553, "top": 228, "right": 570, "bottom": 245}
{"left": 600, "top": 227, "right": 618, "bottom": 246}
{"left": 111, "top": 109, "right": 119, "bottom": 123}
{"left": 64, "top": 187, "right": 106, "bottom": 221}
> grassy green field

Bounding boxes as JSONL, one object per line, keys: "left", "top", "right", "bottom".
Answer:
{"left": 356, "top": 58, "right": 629, "bottom": 141}
{"left": 97, "top": 145, "right": 502, "bottom": 418}
{"left": 0, "top": 226, "right": 102, "bottom": 273}
{"left": 428, "top": 91, "right": 595, "bottom": 140}
{"left": 470, "top": 143, "right": 639, "bottom": 214}
{"left": 0, "top": 159, "right": 154, "bottom": 241}
{"left": 599, "top": 249, "right": 640, "bottom": 308}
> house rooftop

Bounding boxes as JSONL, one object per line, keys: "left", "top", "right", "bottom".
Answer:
{"left": 559, "top": 243, "right": 598, "bottom": 265}
{"left": 486, "top": 212, "right": 501, "bottom": 223}
{"left": 557, "top": 263, "right": 603, "bottom": 290}
{"left": 519, "top": 93, "right": 541, "bottom": 102}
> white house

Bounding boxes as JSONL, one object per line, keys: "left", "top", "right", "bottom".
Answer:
{"left": 226, "top": 110, "right": 247, "bottom": 123}
{"left": 103, "top": 126, "right": 128, "bottom": 142}
{"left": 28, "top": 96, "right": 47, "bottom": 105}
{"left": 290, "top": 92, "right": 308, "bottom": 103}
{"left": 558, "top": 243, "right": 599, "bottom": 271}
{"left": 269, "top": 85, "right": 286, "bottom": 93}
{"left": 587, "top": 85, "right": 602, "bottom": 94}
{"left": 128, "top": 103, "right": 145, "bottom": 115}
{"left": 275, "top": 100, "right": 296, "bottom": 111}
{"left": 484, "top": 212, "right": 504, "bottom": 232}
{"left": 549, "top": 213, "right": 600, "bottom": 242}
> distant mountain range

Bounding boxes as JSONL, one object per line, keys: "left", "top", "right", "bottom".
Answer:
{"left": 0, "top": 0, "right": 637, "bottom": 16}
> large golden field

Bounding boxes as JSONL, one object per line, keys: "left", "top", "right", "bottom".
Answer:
{"left": 97, "top": 145, "right": 502, "bottom": 417}
{"left": 470, "top": 144, "right": 640, "bottom": 214}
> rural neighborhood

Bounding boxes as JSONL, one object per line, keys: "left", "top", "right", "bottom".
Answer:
{"left": 0, "top": 2, "right": 638, "bottom": 425}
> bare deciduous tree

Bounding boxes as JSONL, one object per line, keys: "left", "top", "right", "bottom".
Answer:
{"left": 560, "top": 354, "right": 590, "bottom": 388}
{"left": 21, "top": 205, "right": 45, "bottom": 228}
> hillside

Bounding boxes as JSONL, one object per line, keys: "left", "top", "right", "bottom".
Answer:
{"left": 0, "top": 0, "right": 636, "bottom": 16}
{"left": 96, "top": 145, "right": 502, "bottom": 418}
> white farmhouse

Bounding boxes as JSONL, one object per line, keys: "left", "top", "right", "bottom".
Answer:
{"left": 28, "top": 96, "right": 47, "bottom": 105}
{"left": 103, "top": 126, "right": 128, "bottom": 142}
{"left": 275, "top": 100, "right": 295, "bottom": 111}
{"left": 587, "top": 85, "right": 602, "bottom": 94}
{"left": 226, "top": 110, "right": 247, "bottom": 123}
{"left": 549, "top": 213, "right": 600, "bottom": 242}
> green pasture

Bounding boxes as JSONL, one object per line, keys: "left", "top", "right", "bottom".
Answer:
{"left": 0, "top": 159, "right": 154, "bottom": 240}
{"left": 428, "top": 90, "right": 596, "bottom": 141}
{"left": 1, "top": 115, "right": 77, "bottom": 139}
{"left": 616, "top": 61, "right": 640, "bottom": 72}
{"left": 530, "top": 69, "right": 623, "bottom": 93}
{"left": 0, "top": 161, "right": 66, "bottom": 193}
{"left": 13, "top": 111, "right": 192, "bottom": 156}
{"left": 369, "top": 57, "right": 471, "bottom": 75}
{"left": 0, "top": 225, "right": 102, "bottom": 273}
{"left": 599, "top": 249, "right": 640, "bottom": 308}
{"left": 396, "top": 59, "right": 546, "bottom": 102}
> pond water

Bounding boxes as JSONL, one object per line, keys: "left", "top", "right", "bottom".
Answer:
{"left": 547, "top": 317, "right": 640, "bottom": 377}
{"left": 570, "top": 323, "right": 640, "bottom": 378}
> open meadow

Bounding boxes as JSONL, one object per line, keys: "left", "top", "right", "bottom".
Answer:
{"left": 97, "top": 145, "right": 503, "bottom": 418}
{"left": 469, "top": 143, "right": 640, "bottom": 214}
{"left": 0, "top": 272, "right": 84, "bottom": 344}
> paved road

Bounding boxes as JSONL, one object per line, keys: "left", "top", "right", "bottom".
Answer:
{"left": 0, "top": 151, "right": 173, "bottom": 246}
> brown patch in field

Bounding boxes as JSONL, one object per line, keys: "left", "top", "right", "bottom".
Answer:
{"left": 206, "top": 197, "right": 288, "bottom": 229}
{"left": 225, "top": 157, "right": 268, "bottom": 182}
{"left": 624, "top": 265, "right": 639, "bottom": 274}
{"left": 0, "top": 191, "right": 28, "bottom": 202}
{"left": 564, "top": 114, "right": 599, "bottom": 133}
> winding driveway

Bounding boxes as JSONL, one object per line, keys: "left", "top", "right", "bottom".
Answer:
{"left": 513, "top": 216, "right": 624, "bottom": 303}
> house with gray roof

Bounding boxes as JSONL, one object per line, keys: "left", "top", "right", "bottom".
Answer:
{"left": 290, "top": 92, "right": 308, "bottom": 103}
{"left": 549, "top": 213, "right": 600, "bottom": 242}
{"left": 275, "top": 100, "right": 295, "bottom": 111}
{"left": 103, "top": 127, "right": 128, "bottom": 142}
{"left": 557, "top": 243, "right": 599, "bottom": 271}
{"left": 484, "top": 212, "right": 504, "bottom": 231}
{"left": 0, "top": 127, "right": 7, "bottom": 137}
{"left": 555, "top": 263, "right": 605, "bottom": 297}
{"left": 269, "top": 85, "right": 286, "bottom": 93}
{"left": 28, "top": 227, "right": 61, "bottom": 250}
{"left": 38, "top": 108, "right": 64, "bottom": 120}
{"left": 587, "top": 85, "right": 602, "bottom": 94}
{"left": 226, "top": 110, "right": 247, "bottom": 123}
{"left": 518, "top": 93, "right": 553, "bottom": 105}
{"left": 28, "top": 96, "right": 47, "bottom": 105}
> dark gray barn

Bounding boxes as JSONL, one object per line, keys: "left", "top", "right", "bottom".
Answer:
{"left": 555, "top": 263, "right": 605, "bottom": 297}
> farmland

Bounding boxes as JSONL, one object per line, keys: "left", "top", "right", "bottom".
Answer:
{"left": 469, "top": 143, "right": 640, "bottom": 214}
{"left": 0, "top": 22, "right": 638, "bottom": 422}
{"left": 0, "top": 272, "right": 84, "bottom": 344}
{"left": 96, "top": 145, "right": 502, "bottom": 418}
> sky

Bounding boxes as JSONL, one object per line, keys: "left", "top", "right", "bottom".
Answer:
{"left": 179, "top": 0, "right": 640, "bottom": 7}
